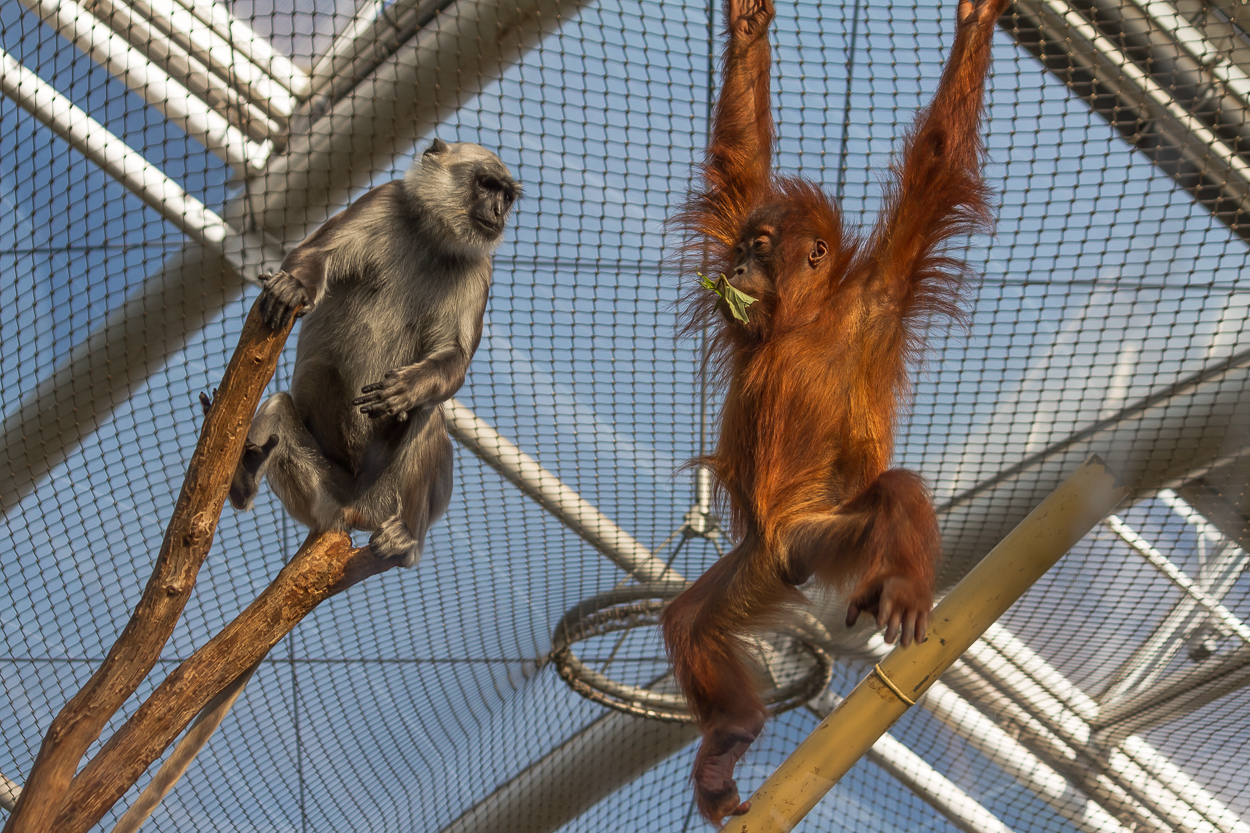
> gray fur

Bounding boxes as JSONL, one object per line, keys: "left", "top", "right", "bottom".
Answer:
{"left": 232, "top": 140, "right": 519, "bottom": 567}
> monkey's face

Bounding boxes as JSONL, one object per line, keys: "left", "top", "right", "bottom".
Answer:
{"left": 730, "top": 228, "right": 776, "bottom": 300}
{"left": 466, "top": 169, "right": 519, "bottom": 240}
{"left": 406, "top": 140, "right": 521, "bottom": 256}
{"left": 722, "top": 205, "right": 835, "bottom": 334}
{"left": 724, "top": 211, "right": 786, "bottom": 331}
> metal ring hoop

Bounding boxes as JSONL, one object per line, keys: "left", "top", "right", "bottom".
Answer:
{"left": 551, "top": 582, "right": 833, "bottom": 722}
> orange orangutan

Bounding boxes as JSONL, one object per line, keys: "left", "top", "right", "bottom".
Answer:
{"left": 660, "top": 0, "right": 1008, "bottom": 821}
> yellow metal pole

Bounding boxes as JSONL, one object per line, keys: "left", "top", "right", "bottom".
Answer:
{"left": 723, "top": 455, "right": 1130, "bottom": 833}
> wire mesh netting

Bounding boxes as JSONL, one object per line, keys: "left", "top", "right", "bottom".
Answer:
{"left": 1, "top": 0, "right": 1249, "bottom": 830}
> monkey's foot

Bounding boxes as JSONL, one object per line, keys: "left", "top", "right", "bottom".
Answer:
{"left": 846, "top": 575, "right": 932, "bottom": 647}
{"left": 228, "top": 434, "right": 278, "bottom": 511}
{"left": 369, "top": 517, "right": 422, "bottom": 568}
{"left": 692, "top": 716, "right": 765, "bottom": 823}
{"left": 697, "top": 786, "right": 750, "bottom": 825}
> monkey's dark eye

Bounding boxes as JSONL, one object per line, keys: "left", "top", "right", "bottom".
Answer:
{"left": 479, "top": 176, "right": 516, "bottom": 205}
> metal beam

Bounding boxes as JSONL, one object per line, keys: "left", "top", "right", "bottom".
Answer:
{"left": 122, "top": 0, "right": 301, "bottom": 121}
{"left": 439, "top": 709, "right": 697, "bottom": 833}
{"left": 936, "top": 348, "right": 1250, "bottom": 584}
{"left": 303, "top": 0, "right": 456, "bottom": 120}
{"left": 15, "top": 0, "right": 269, "bottom": 171}
{"left": 227, "top": 0, "right": 581, "bottom": 242}
{"left": 1106, "top": 514, "right": 1250, "bottom": 645}
{"left": 0, "top": 773, "right": 18, "bottom": 813}
{"left": 918, "top": 678, "right": 1137, "bottom": 833}
{"left": 1098, "top": 536, "right": 1245, "bottom": 695}
{"left": 0, "top": 0, "right": 588, "bottom": 515}
{"left": 804, "top": 691, "right": 1016, "bottom": 833}
{"left": 168, "top": 0, "right": 309, "bottom": 100}
{"left": 1176, "top": 466, "right": 1250, "bottom": 555}
{"left": 0, "top": 243, "right": 241, "bottom": 517}
{"left": 968, "top": 625, "right": 1250, "bottom": 833}
{"left": 0, "top": 48, "right": 239, "bottom": 249}
{"left": 949, "top": 649, "right": 1189, "bottom": 833}
{"left": 1007, "top": 0, "right": 1250, "bottom": 241}
{"left": 444, "top": 400, "right": 680, "bottom": 584}
{"left": 75, "top": 0, "right": 287, "bottom": 141}
{"left": 1094, "top": 645, "right": 1250, "bottom": 742}
{"left": 938, "top": 662, "right": 1171, "bottom": 833}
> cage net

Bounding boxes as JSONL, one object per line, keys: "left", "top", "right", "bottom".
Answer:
{"left": 1, "top": 0, "right": 1249, "bottom": 830}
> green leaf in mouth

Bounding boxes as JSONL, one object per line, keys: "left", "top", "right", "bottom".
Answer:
{"left": 697, "top": 271, "right": 758, "bottom": 323}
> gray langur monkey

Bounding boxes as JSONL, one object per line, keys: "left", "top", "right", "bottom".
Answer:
{"left": 109, "top": 142, "right": 515, "bottom": 833}
{"left": 231, "top": 138, "right": 520, "bottom": 567}
{"left": 110, "top": 141, "right": 519, "bottom": 833}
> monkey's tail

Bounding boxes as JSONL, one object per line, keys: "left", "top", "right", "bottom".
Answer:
{"left": 660, "top": 535, "right": 799, "bottom": 728}
{"left": 108, "top": 661, "right": 260, "bottom": 833}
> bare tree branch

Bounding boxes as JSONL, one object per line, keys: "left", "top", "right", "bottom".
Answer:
{"left": 57, "top": 531, "right": 396, "bottom": 833}
{"left": 108, "top": 658, "right": 261, "bottom": 833}
{"left": 3, "top": 297, "right": 294, "bottom": 833}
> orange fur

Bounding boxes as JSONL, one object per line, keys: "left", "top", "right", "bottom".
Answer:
{"left": 661, "top": 0, "right": 1006, "bottom": 822}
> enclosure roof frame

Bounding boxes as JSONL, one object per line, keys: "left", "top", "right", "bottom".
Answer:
{"left": 2, "top": 0, "right": 1250, "bottom": 829}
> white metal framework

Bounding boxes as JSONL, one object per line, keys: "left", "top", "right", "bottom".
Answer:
{"left": 1, "top": 0, "right": 1249, "bottom": 830}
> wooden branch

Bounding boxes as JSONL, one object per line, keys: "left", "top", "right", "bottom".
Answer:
{"left": 107, "top": 658, "right": 261, "bottom": 833}
{"left": 56, "top": 531, "right": 397, "bottom": 833}
{"left": 3, "top": 298, "right": 294, "bottom": 833}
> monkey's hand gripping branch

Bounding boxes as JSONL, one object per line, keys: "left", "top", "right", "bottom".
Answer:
{"left": 258, "top": 269, "right": 313, "bottom": 331}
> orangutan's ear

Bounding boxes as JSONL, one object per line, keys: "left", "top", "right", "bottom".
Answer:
{"left": 808, "top": 239, "right": 829, "bottom": 269}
